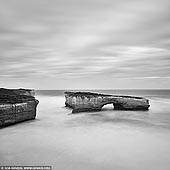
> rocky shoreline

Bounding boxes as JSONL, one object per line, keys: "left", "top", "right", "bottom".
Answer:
{"left": 0, "top": 88, "right": 39, "bottom": 127}
{"left": 65, "top": 91, "right": 150, "bottom": 113}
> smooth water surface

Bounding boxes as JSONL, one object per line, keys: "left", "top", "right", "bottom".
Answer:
{"left": 0, "top": 90, "right": 170, "bottom": 170}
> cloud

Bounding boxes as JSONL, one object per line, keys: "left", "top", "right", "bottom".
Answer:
{"left": 0, "top": 0, "right": 170, "bottom": 89}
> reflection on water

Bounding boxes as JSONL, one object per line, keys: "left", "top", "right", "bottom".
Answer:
{"left": 0, "top": 90, "right": 170, "bottom": 170}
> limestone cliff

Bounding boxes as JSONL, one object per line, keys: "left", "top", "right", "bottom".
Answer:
{"left": 65, "top": 91, "right": 150, "bottom": 113}
{"left": 0, "top": 88, "right": 39, "bottom": 127}
{"left": 0, "top": 88, "right": 35, "bottom": 97}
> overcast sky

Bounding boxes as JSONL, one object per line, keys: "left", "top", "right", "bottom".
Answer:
{"left": 0, "top": 0, "right": 170, "bottom": 89}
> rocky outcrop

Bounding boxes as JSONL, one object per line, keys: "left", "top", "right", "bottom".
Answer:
{"left": 0, "top": 88, "right": 39, "bottom": 127}
{"left": 0, "top": 88, "right": 35, "bottom": 97}
{"left": 65, "top": 91, "right": 150, "bottom": 113}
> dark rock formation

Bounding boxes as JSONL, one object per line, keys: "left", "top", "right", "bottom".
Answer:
{"left": 65, "top": 91, "right": 150, "bottom": 113}
{"left": 0, "top": 88, "right": 35, "bottom": 97}
{"left": 0, "top": 88, "right": 39, "bottom": 127}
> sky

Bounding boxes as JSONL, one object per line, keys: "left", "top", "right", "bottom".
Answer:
{"left": 0, "top": 0, "right": 170, "bottom": 89}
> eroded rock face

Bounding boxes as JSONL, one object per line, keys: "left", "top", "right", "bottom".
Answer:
{"left": 0, "top": 88, "right": 39, "bottom": 127}
{"left": 65, "top": 91, "right": 150, "bottom": 113}
{"left": 0, "top": 88, "right": 35, "bottom": 97}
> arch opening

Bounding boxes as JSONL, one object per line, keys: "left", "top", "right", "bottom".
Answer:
{"left": 101, "top": 103, "right": 114, "bottom": 111}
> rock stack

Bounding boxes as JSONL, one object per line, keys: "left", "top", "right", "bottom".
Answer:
{"left": 65, "top": 91, "right": 150, "bottom": 113}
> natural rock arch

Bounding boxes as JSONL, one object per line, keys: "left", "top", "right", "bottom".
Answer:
{"left": 65, "top": 91, "right": 150, "bottom": 113}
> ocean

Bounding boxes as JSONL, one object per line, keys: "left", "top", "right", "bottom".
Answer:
{"left": 0, "top": 90, "right": 170, "bottom": 170}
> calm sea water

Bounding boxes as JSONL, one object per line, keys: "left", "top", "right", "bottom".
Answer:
{"left": 0, "top": 90, "right": 170, "bottom": 170}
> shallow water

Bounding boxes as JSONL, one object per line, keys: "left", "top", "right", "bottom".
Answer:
{"left": 0, "top": 90, "right": 170, "bottom": 170}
